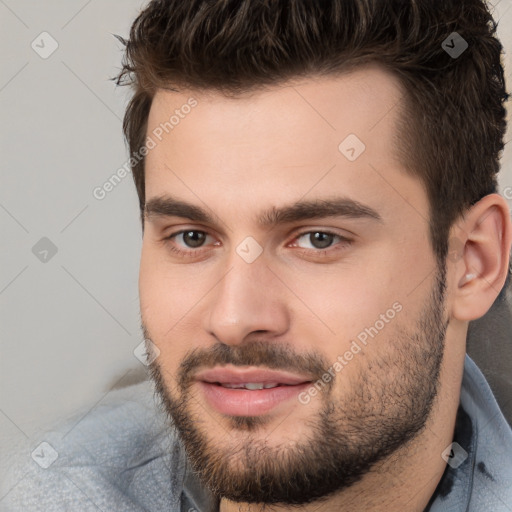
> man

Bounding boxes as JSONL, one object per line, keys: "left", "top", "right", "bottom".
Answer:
{"left": 3, "top": 0, "right": 512, "bottom": 511}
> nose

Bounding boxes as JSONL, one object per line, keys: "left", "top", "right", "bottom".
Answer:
{"left": 204, "top": 254, "right": 290, "bottom": 346}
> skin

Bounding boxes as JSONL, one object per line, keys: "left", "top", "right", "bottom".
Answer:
{"left": 138, "top": 64, "right": 512, "bottom": 511}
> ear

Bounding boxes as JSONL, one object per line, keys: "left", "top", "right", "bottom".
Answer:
{"left": 449, "top": 193, "right": 512, "bottom": 322}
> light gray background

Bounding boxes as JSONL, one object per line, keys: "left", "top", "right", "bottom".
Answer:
{"left": 1, "top": 0, "right": 512, "bottom": 492}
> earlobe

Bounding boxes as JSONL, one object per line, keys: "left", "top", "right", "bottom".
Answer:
{"left": 451, "top": 194, "right": 512, "bottom": 322}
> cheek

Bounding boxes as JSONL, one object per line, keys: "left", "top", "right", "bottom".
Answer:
{"left": 281, "top": 259, "right": 395, "bottom": 336}
{"left": 284, "top": 252, "right": 420, "bottom": 364}
{"left": 139, "top": 245, "right": 170, "bottom": 335}
{"left": 139, "top": 258, "right": 192, "bottom": 384}
{"left": 139, "top": 243, "right": 202, "bottom": 347}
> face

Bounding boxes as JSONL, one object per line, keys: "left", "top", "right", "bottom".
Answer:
{"left": 139, "top": 65, "right": 450, "bottom": 504}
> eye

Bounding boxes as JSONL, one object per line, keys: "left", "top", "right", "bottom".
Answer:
{"left": 163, "top": 229, "right": 219, "bottom": 257}
{"left": 295, "top": 231, "right": 334, "bottom": 250}
{"left": 292, "top": 230, "right": 352, "bottom": 258}
{"left": 291, "top": 231, "right": 351, "bottom": 251}
{"left": 174, "top": 230, "right": 210, "bottom": 248}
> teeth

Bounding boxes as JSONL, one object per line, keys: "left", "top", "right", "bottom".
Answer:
{"left": 219, "top": 382, "right": 280, "bottom": 390}
{"left": 219, "top": 383, "right": 246, "bottom": 389}
{"left": 244, "top": 383, "right": 264, "bottom": 390}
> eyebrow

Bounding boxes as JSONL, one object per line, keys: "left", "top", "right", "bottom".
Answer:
{"left": 144, "top": 194, "right": 382, "bottom": 227}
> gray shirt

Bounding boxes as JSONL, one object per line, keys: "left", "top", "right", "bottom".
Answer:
{"left": 1, "top": 355, "right": 511, "bottom": 511}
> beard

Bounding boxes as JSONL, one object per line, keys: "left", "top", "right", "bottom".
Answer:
{"left": 144, "top": 263, "right": 448, "bottom": 506}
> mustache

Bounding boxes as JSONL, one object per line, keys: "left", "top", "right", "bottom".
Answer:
{"left": 176, "top": 340, "right": 331, "bottom": 390}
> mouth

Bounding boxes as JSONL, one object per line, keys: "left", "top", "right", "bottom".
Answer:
{"left": 194, "top": 366, "right": 313, "bottom": 416}
{"left": 212, "top": 382, "right": 287, "bottom": 390}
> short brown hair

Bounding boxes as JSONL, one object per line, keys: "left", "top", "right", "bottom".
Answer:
{"left": 113, "top": 0, "right": 509, "bottom": 268}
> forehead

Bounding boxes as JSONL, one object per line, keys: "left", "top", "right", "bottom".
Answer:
{"left": 143, "top": 65, "right": 426, "bottom": 225}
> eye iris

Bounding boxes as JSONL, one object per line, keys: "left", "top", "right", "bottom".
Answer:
{"left": 310, "top": 232, "right": 333, "bottom": 249}
{"left": 183, "top": 231, "right": 206, "bottom": 248}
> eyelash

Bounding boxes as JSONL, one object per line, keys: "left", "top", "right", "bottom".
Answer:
{"left": 163, "top": 229, "right": 352, "bottom": 259}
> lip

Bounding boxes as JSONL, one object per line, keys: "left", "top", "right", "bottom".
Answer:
{"left": 195, "top": 366, "right": 313, "bottom": 417}
{"left": 195, "top": 366, "right": 312, "bottom": 386}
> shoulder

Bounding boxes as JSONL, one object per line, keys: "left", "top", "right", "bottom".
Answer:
{"left": 463, "top": 355, "right": 512, "bottom": 511}
{"left": 0, "top": 380, "right": 186, "bottom": 512}
{"left": 426, "top": 355, "right": 512, "bottom": 511}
